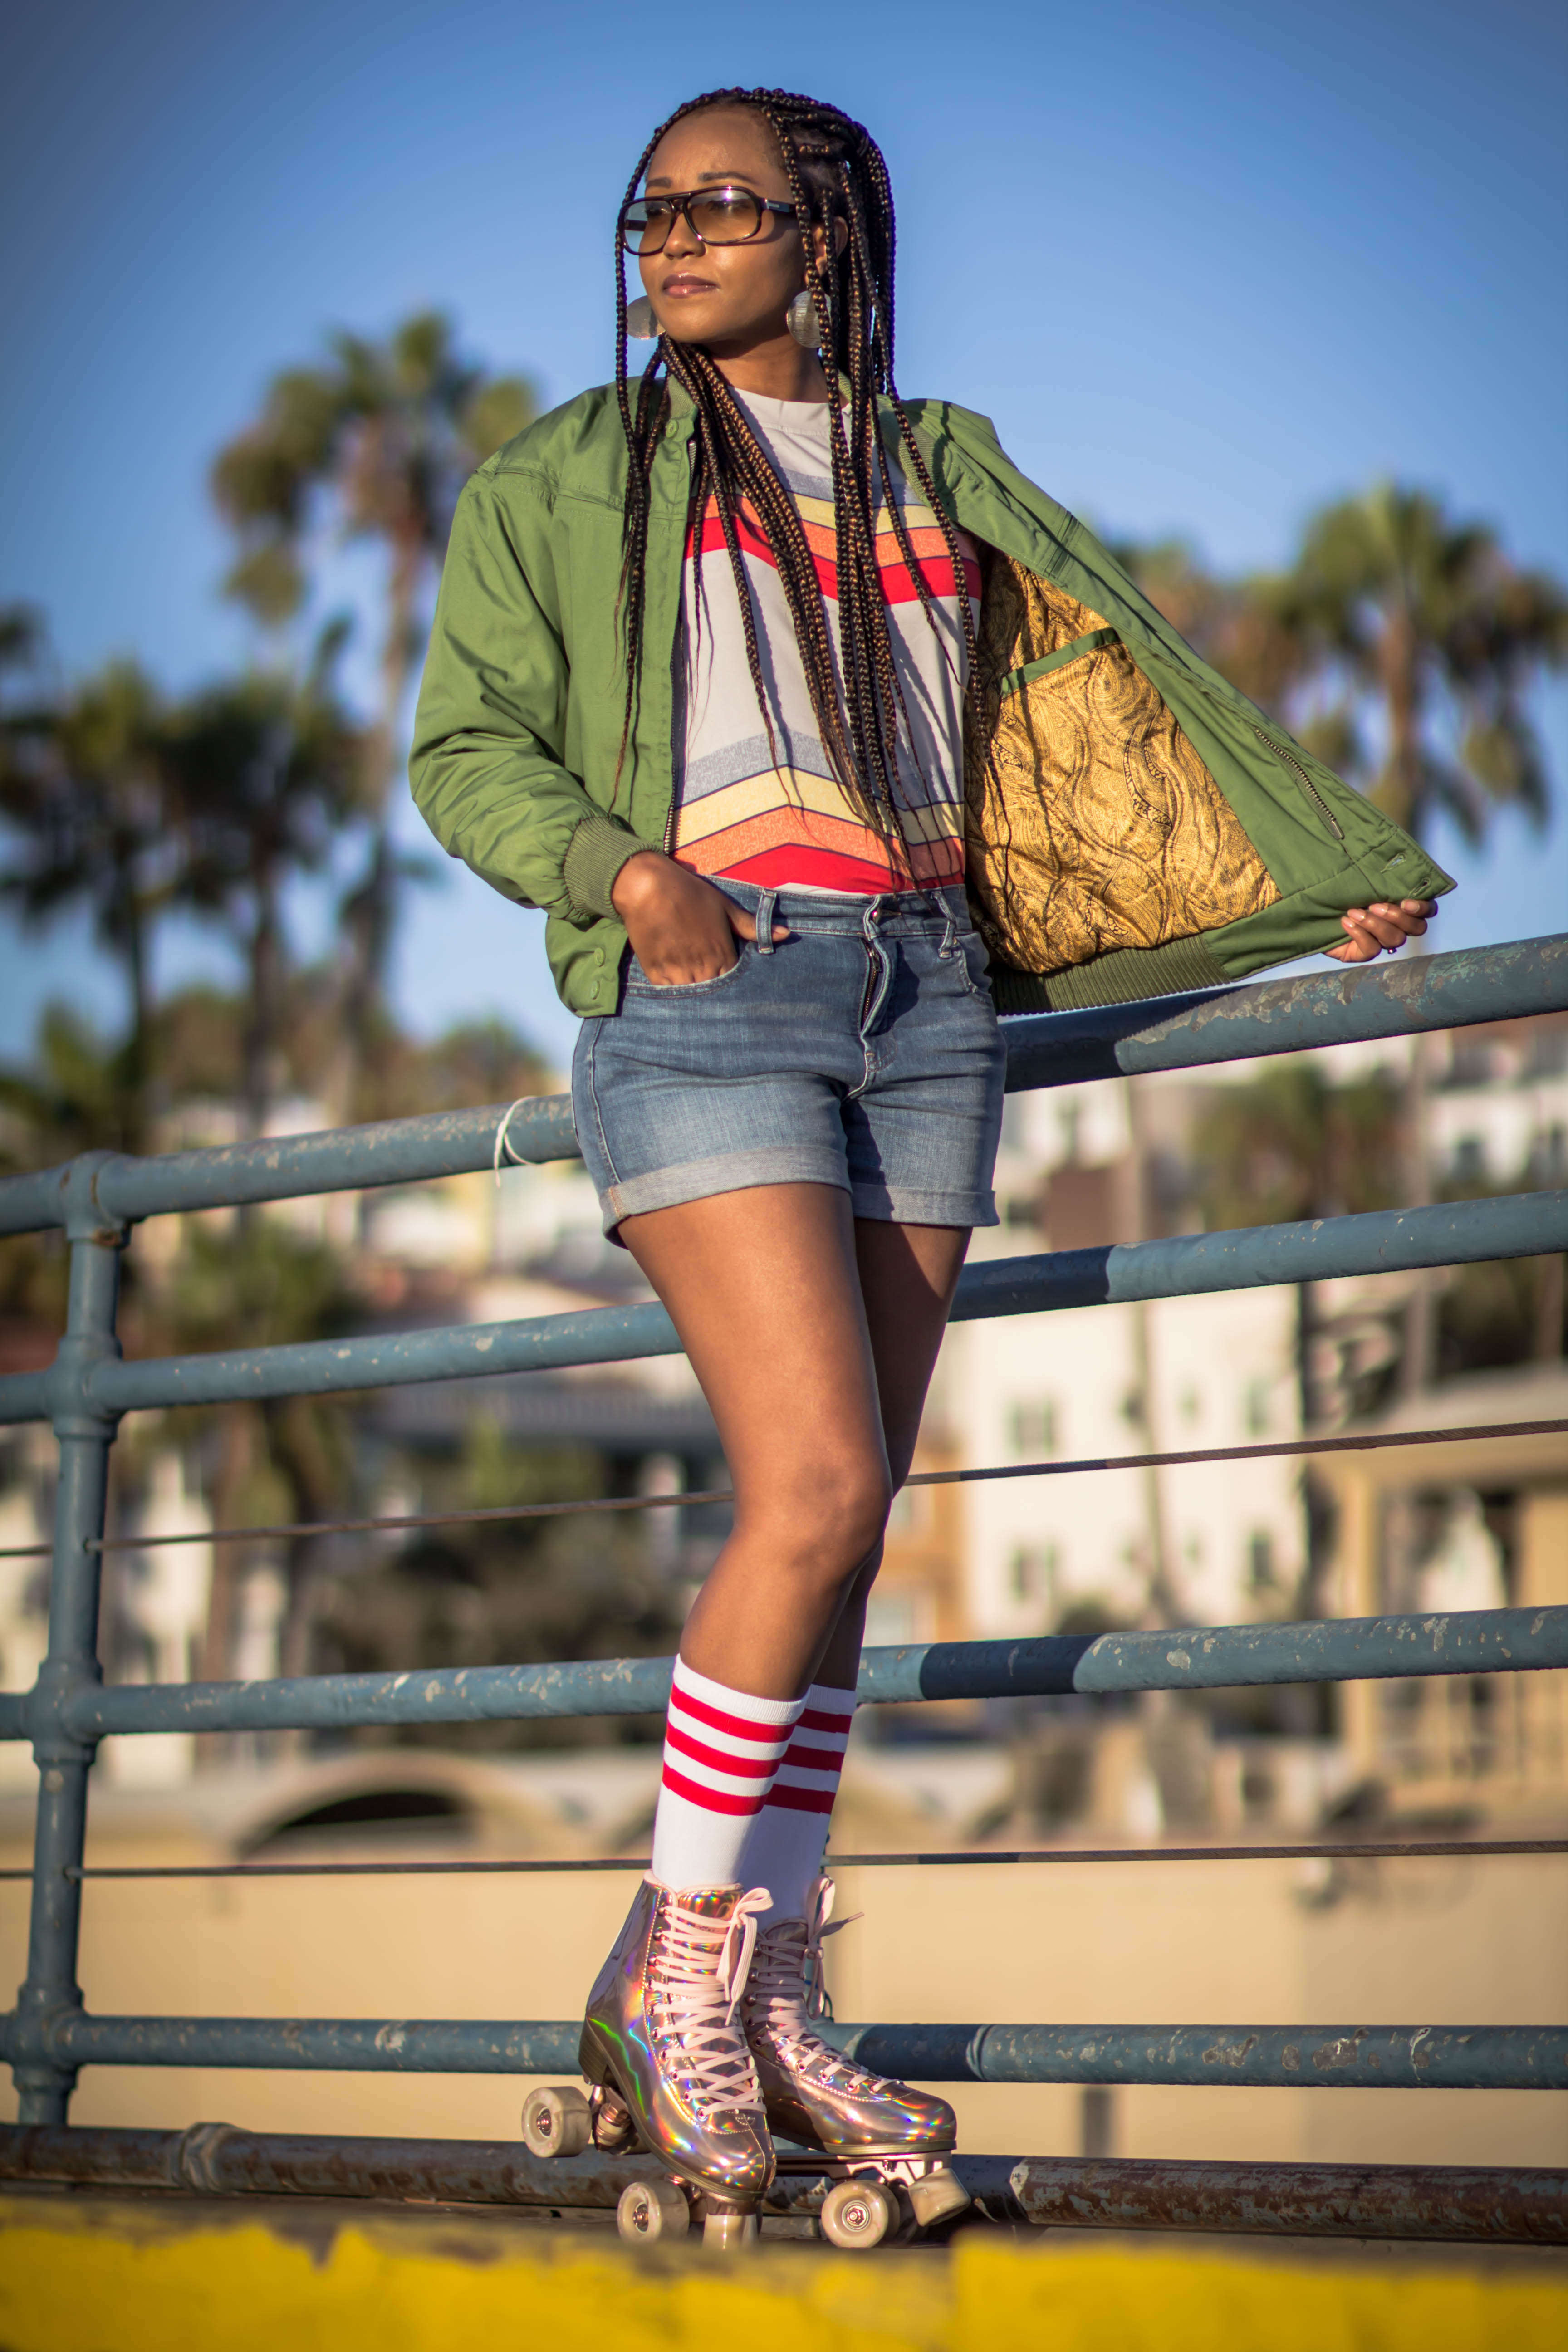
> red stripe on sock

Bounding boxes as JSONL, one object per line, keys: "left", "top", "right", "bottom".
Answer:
{"left": 661, "top": 1762, "right": 766, "bottom": 1816}
{"left": 665, "top": 1721, "right": 779, "bottom": 1780}
{"left": 781, "top": 1738, "right": 847, "bottom": 1770}
{"left": 671, "top": 1685, "right": 797, "bottom": 1747}
{"left": 764, "top": 1782, "right": 838, "bottom": 1814}
{"left": 799, "top": 1707, "right": 854, "bottom": 1734}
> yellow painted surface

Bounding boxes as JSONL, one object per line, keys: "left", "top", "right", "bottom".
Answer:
{"left": 0, "top": 2200, "right": 1563, "bottom": 2352}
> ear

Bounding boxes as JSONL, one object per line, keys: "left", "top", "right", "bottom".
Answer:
{"left": 809, "top": 218, "right": 850, "bottom": 269}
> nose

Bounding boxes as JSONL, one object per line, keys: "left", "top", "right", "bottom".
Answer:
{"left": 661, "top": 203, "right": 703, "bottom": 261}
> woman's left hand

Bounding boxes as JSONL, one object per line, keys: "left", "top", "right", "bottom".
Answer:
{"left": 1324, "top": 898, "right": 1437, "bottom": 963}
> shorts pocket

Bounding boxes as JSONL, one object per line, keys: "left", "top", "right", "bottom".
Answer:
{"left": 624, "top": 943, "right": 752, "bottom": 997}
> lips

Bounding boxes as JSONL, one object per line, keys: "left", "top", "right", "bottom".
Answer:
{"left": 659, "top": 274, "right": 718, "bottom": 297}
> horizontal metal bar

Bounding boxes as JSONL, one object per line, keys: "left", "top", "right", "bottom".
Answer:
{"left": 0, "top": 2119, "right": 652, "bottom": 2212}
{"left": 0, "top": 2013, "right": 1560, "bottom": 2090}
{"left": 4, "top": 1188, "right": 1561, "bottom": 1430}
{"left": 1, "top": 937, "right": 1560, "bottom": 1239}
{"left": 1000, "top": 931, "right": 1568, "bottom": 1093}
{"left": 0, "top": 1836, "right": 1555, "bottom": 1881}
{"left": 0, "top": 1097, "right": 581, "bottom": 1239}
{"left": 0, "top": 1413, "right": 1552, "bottom": 1565}
{"left": 2, "top": 2125, "right": 1561, "bottom": 2242}
{"left": 6, "top": 1602, "right": 1558, "bottom": 1744}
{"left": 1005, "top": 2154, "right": 1568, "bottom": 2243}
{"left": 830, "top": 2022, "right": 1568, "bottom": 2090}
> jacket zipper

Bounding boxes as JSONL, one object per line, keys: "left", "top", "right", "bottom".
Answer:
{"left": 1253, "top": 725, "right": 1345, "bottom": 842}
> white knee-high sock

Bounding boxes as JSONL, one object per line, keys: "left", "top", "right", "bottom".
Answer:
{"left": 737, "top": 1682, "right": 855, "bottom": 1925}
{"left": 649, "top": 1658, "right": 805, "bottom": 1892}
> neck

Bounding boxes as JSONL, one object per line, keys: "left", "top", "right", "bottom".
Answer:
{"left": 701, "top": 328, "right": 832, "bottom": 404}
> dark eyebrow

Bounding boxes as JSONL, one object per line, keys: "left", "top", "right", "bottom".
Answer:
{"left": 642, "top": 169, "right": 768, "bottom": 191}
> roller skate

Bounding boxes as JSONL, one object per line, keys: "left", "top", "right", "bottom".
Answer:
{"left": 740, "top": 1876, "right": 971, "bottom": 2248}
{"left": 522, "top": 1876, "right": 773, "bottom": 2249}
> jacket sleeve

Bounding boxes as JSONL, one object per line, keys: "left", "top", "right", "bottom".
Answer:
{"left": 409, "top": 471, "right": 646, "bottom": 921}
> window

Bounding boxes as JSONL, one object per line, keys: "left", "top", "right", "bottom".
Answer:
{"left": 1008, "top": 1400, "right": 1057, "bottom": 1458}
{"left": 864, "top": 1590, "right": 933, "bottom": 1647}
{"left": 1009, "top": 1544, "right": 1059, "bottom": 1607}
{"left": 1244, "top": 1379, "right": 1271, "bottom": 1436}
{"left": 1452, "top": 1137, "right": 1487, "bottom": 1186}
{"left": 1248, "top": 1531, "right": 1276, "bottom": 1593}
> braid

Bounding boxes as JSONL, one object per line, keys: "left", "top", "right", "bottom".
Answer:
{"left": 612, "top": 86, "right": 989, "bottom": 857}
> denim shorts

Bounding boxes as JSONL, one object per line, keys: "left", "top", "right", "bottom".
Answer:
{"left": 572, "top": 881, "right": 1006, "bottom": 1239}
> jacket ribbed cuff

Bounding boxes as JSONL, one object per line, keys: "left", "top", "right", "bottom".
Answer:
{"left": 562, "top": 811, "right": 651, "bottom": 923}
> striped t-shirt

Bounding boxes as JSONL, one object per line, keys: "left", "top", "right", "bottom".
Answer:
{"left": 672, "top": 392, "right": 980, "bottom": 896}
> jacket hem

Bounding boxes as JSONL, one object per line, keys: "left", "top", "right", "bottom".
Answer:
{"left": 989, "top": 933, "right": 1231, "bottom": 1015}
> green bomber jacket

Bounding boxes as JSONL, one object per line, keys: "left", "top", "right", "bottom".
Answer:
{"left": 409, "top": 381, "right": 1453, "bottom": 1019}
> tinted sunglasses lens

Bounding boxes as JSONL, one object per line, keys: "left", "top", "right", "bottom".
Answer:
{"left": 621, "top": 200, "right": 666, "bottom": 254}
{"left": 686, "top": 189, "right": 764, "bottom": 243}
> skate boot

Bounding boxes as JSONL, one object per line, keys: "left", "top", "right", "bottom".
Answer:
{"left": 740, "top": 1875, "right": 970, "bottom": 2243}
{"left": 578, "top": 1875, "right": 774, "bottom": 2224}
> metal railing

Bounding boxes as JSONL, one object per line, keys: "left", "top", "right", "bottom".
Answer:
{"left": 1, "top": 933, "right": 1566, "bottom": 2242}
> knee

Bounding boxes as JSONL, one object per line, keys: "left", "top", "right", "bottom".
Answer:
{"left": 750, "top": 1459, "right": 892, "bottom": 1590}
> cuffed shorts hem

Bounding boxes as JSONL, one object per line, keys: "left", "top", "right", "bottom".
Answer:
{"left": 848, "top": 1181, "right": 998, "bottom": 1230}
{"left": 603, "top": 1146, "right": 849, "bottom": 1232}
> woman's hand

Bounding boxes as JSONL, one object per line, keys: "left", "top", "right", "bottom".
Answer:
{"left": 1324, "top": 898, "right": 1437, "bottom": 964}
{"left": 610, "top": 850, "right": 786, "bottom": 985}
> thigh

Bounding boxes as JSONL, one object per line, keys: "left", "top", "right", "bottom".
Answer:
{"left": 854, "top": 1219, "right": 970, "bottom": 1483}
{"left": 619, "top": 1182, "right": 889, "bottom": 1516}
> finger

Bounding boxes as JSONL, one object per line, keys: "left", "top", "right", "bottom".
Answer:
{"left": 1367, "top": 902, "right": 1428, "bottom": 936}
{"left": 1401, "top": 899, "right": 1438, "bottom": 918}
{"left": 727, "top": 908, "right": 789, "bottom": 944}
{"left": 1344, "top": 909, "right": 1406, "bottom": 951}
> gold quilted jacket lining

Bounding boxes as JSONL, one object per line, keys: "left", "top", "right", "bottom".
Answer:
{"left": 963, "top": 551, "right": 1280, "bottom": 978}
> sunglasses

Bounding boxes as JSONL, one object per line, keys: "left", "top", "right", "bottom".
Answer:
{"left": 620, "top": 185, "right": 797, "bottom": 256}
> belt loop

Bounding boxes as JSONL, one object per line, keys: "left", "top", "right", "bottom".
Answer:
{"left": 755, "top": 888, "right": 778, "bottom": 953}
{"left": 941, "top": 901, "right": 959, "bottom": 958}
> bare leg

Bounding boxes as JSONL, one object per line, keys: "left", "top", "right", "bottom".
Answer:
{"left": 811, "top": 1216, "right": 970, "bottom": 1690}
{"left": 618, "top": 1186, "right": 968, "bottom": 1700}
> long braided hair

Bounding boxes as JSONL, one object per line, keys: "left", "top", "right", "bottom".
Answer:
{"left": 614, "top": 88, "right": 983, "bottom": 851}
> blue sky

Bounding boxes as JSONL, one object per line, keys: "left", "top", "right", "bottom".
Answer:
{"left": 3, "top": 0, "right": 1565, "bottom": 1074}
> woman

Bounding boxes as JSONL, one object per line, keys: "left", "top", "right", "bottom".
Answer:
{"left": 412, "top": 87, "right": 1446, "bottom": 2225}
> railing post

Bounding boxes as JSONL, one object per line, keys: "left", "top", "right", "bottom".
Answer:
{"left": 10, "top": 1155, "right": 124, "bottom": 2124}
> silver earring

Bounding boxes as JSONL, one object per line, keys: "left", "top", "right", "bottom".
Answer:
{"left": 786, "top": 289, "right": 821, "bottom": 349}
{"left": 625, "top": 295, "right": 657, "bottom": 340}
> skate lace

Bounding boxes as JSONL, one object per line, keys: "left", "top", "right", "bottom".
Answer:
{"left": 646, "top": 1881, "right": 770, "bottom": 2119}
{"left": 744, "top": 1877, "right": 892, "bottom": 2097}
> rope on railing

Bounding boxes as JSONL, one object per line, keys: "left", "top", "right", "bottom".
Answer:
{"left": 0, "top": 1416, "right": 1559, "bottom": 1562}
{"left": 2, "top": 1837, "right": 1561, "bottom": 1882}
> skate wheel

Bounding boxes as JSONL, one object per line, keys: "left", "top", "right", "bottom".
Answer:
{"left": 906, "top": 2164, "right": 971, "bottom": 2231}
{"left": 521, "top": 2083, "right": 592, "bottom": 2159}
{"left": 617, "top": 2178, "right": 691, "bottom": 2243}
{"left": 819, "top": 2177, "right": 896, "bottom": 2249}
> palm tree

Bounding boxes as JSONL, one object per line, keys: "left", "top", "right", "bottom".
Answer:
{"left": 167, "top": 635, "right": 367, "bottom": 1139}
{"left": 211, "top": 314, "right": 536, "bottom": 1100}
{"left": 0, "top": 636, "right": 179, "bottom": 1152}
{"left": 1267, "top": 484, "right": 1567, "bottom": 845}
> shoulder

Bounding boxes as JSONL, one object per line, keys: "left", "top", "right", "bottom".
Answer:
{"left": 468, "top": 383, "right": 631, "bottom": 513}
{"left": 891, "top": 395, "right": 1004, "bottom": 454}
